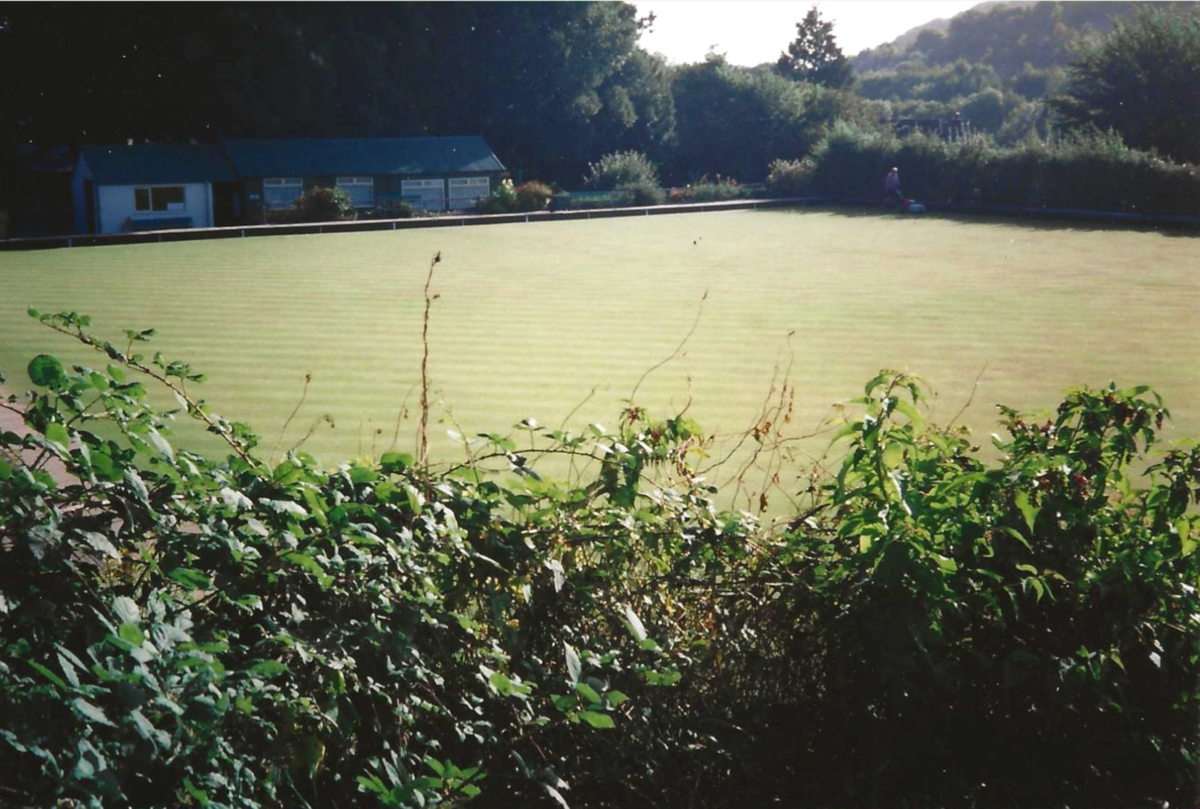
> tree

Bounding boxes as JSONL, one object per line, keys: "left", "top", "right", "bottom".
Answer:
{"left": 669, "top": 54, "right": 865, "bottom": 183}
{"left": 1053, "top": 6, "right": 1200, "bottom": 163}
{"left": 775, "top": 6, "right": 854, "bottom": 89}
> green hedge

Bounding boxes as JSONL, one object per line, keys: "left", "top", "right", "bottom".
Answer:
{"left": 772, "top": 121, "right": 1200, "bottom": 217}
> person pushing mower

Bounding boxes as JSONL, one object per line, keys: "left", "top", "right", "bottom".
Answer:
{"left": 884, "top": 166, "right": 902, "bottom": 208}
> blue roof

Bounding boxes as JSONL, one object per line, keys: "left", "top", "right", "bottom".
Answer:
{"left": 220, "top": 137, "right": 506, "bottom": 177}
{"left": 81, "top": 144, "right": 239, "bottom": 185}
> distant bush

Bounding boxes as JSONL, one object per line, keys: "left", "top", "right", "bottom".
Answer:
{"left": 514, "top": 180, "right": 554, "bottom": 212}
{"left": 766, "top": 158, "right": 816, "bottom": 196}
{"left": 359, "top": 200, "right": 414, "bottom": 220}
{"left": 476, "top": 178, "right": 518, "bottom": 214}
{"left": 621, "top": 180, "right": 665, "bottom": 206}
{"left": 583, "top": 150, "right": 660, "bottom": 191}
{"left": 669, "top": 175, "right": 752, "bottom": 204}
{"left": 292, "top": 186, "right": 355, "bottom": 222}
{"left": 799, "top": 120, "right": 1200, "bottom": 215}
{"left": 477, "top": 180, "right": 556, "bottom": 214}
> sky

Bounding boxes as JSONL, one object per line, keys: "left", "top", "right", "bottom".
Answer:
{"left": 634, "top": 1, "right": 983, "bottom": 66}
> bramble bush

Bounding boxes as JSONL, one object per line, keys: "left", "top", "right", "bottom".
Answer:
{"left": 1, "top": 300, "right": 1197, "bottom": 808}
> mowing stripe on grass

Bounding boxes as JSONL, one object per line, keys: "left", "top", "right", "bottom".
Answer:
{"left": 2, "top": 210, "right": 1196, "bottom": 504}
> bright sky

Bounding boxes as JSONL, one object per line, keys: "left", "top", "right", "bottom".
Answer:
{"left": 634, "top": 1, "right": 982, "bottom": 66}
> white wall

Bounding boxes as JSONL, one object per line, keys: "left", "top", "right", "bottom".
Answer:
{"left": 96, "top": 182, "right": 212, "bottom": 234}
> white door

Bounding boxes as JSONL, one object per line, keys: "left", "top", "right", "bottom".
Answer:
{"left": 448, "top": 177, "right": 490, "bottom": 210}
{"left": 401, "top": 179, "right": 445, "bottom": 212}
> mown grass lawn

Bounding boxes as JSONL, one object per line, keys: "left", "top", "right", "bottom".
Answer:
{"left": 2, "top": 209, "right": 1197, "bottom": 506}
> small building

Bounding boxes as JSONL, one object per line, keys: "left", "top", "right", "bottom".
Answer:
{"left": 66, "top": 136, "right": 507, "bottom": 234}
{"left": 72, "top": 143, "right": 241, "bottom": 234}
{"left": 219, "top": 137, "right": 506, "bottom": 217}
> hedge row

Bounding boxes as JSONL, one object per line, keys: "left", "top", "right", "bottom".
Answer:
{"left": 770, "top": 122, "right": 1200, "bottom": 217}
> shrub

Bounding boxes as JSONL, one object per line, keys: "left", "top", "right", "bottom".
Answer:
{"left": 620, "top": 180, "right": 665, "bottom": 206}
{"left": 767, "top": 158, "right": 815, "bottom": 196}
{"left": 582, "top": 150, "right": 660, "bottom": 191}
{"left": 476, "top": 178, "right": 518, "bottom": 214}
{"left": 669, "top": 175, "right": 751, "bottom": 204}
{"left": 675, "top": 373, "right": 1200, "bottom": 806}
{"left": 292, "top": 186, "right": 355, "bottom": 222}
{"left": 514, "top": 180, "right": 554, "bottom": 212}
{"left": 0, "top": 309, "right": 708, "bottom": 809}
{"left": 379, "top": 200, "right": 415, "bottom": 219}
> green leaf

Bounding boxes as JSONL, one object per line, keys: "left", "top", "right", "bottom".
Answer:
{"left": 575, "top": 682, "right": 602, "bottom": 705}
{"left": 79, "top": 531, "right": 121, "bottom": 560}
{"left": 578, "top": 710, "right": 615, "bottom": 729}
{"left": 606, "top": 690, "right": 628, "bottom": 707}
{"left": 28, "top": 354, "right": 67, "bottom": 389}
{"left": 248, "top": 659, "right": 289, "bottom": 679}
{"left": 564, "top": 642, "right": 581, "bottom": 684}
{"left": 118, "top": 623, "right": 145, "bottom": 647}
{"left": 146, "top": 428, "right": 175, "bottom": 463}
{"left": 182, "top": 778, "right": 211, "bottom": 808}
{"left": 893, "top": 397, "right": 924, "bottom": 429}
{"left": 123, "top": 469, "right": 151, "bottom": 506}
{"left": 932, "top": 554, "right": 958, "bottom": 574}
{"left": 349, "top": 464, "right": 378, "bottom": 485}
{"left": 263, "top": 499, "right": 308, "bottom": 518}
{"left": 169, "top": 568, "right": 213, "bottom": 590}
{"left": 113, "top": 596, "right": 140, "bottom": 625}
{"left": 381, "top": 452, "right": 414, "bottom": 473}
{"left": 997, "top": 525, "right": 1032, "bottom": 551}
{"left": 1015, "top": 490, "right": 1037, "bottom": 533}
{"left": 29, "top": 660, "right": 69, "bottom": 690}
{"left": 283, "top": 551, "right": 332, "bottom": 586}
{"left": 73, "top": 698, "right": 117, "bottom": 727}
{"left": 44, "top": 422, "right": 70, "bottom": 450}
{"left": 621, "top": 603, "right": 647, "bottom": 642}
{"left": 1176, "top": 518, "right": 1195, "bottom": 557}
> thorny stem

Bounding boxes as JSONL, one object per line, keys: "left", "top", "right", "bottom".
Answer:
{"left": 628, "top": 290, "right": 707, "bottom": 405}
{"left": 38, "top": 319, "right": 258, "bottom": 466}
{"left": 418, "top": 251, "right": 441, "bottom": 468}
{"left": 271, "top": 372, "right": 312, "bottom": 464}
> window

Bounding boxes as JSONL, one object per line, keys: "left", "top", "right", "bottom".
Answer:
{"left": 134, "top": 186, "right": 186, "bottom": 212}
{"left": 263, "top": 177, "right": 303, "bottom": 210}
{"left": 448, "top": 177, "right": 490, "bottom": 208}
{"left": 401, "top": 178, "right": 445, "bottom": 212}
{"left": 336, "top": 176, "right": 375, "bottom": 208}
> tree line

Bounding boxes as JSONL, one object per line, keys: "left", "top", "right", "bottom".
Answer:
{"left": 1, "top": 2, "right": 1197, "bottom": 189}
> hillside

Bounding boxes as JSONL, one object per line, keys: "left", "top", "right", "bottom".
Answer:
{"left": 882, "top": 1, "right": 1035, "bottom": 55}
{"left": 852, "top": 1, "right": 1143, "bottom": 76}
